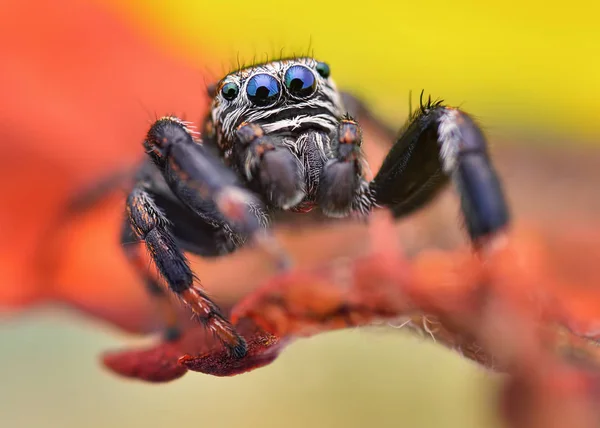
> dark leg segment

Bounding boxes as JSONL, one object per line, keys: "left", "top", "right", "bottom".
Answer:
{"left": 145, "top": 116, "right": 289, "bottom": 268}
{"left": 318, "top": 117, "right": 372, "bottom": 217}
{"left": 121, "top": 222, "right": 181, "bottom": 341}
{"left": 371, "top": 99, "right": 509, "bottom": 241}
{"left": 126, "top": 185, "right": 247, "bottom": 358}
{"left": 234, "top": 122, "right": 306, "bottom": 210}
{"left": 145, "top": 117, "right": 265, "bottom": 238}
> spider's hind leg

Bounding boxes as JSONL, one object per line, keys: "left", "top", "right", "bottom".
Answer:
{"left": 370, "top": 98, "right": 510, "bottom": 243}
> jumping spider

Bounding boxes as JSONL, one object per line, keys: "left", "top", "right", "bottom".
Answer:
{"left": 123, "top": 57, "right": 509, "bottom": 358}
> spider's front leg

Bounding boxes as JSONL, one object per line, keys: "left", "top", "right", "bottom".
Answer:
{"left": 126, "top": 183, "right": 248, "bottom": 357}
{"left": 128, "top": 117, "right": 287, "bottom": 358}
{"left": 370, "top": 98, "right": 510, "bottom": 243}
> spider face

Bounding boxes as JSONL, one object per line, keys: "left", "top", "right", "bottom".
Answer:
{"left": 206, "top": 58, "right": 363, "bottom": 213}
{"left": 211, "top": 58, "right": 343, "bottom": 145}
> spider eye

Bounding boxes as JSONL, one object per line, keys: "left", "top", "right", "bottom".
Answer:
{"left": 246, "top": 74, "right": 280, "bottom": 106}
{"left": 221, "top": 82, "right": 239, "bottom": 101}
{"left": 284, "top": 65, "right": 316, "bottom": 98}
{"left": 316, "top": 62, "right": 330, "bottom": 78}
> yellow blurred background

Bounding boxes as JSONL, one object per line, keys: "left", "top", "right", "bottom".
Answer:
{"left": 1, "top": 1, "right": 598, "bottom": 427}
{"left": 113, "top": 0, "right": 600, "bottom": 143}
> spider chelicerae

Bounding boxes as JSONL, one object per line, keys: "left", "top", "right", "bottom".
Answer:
{"left": 122, "top": 57, "right": 509, "bottom": 358}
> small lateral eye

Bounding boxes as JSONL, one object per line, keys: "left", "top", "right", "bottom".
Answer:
{"left": 246, "top": 73, "right": 281, "bottom": 106}
{"left": 316, "top": 62, "right": 330, "bottom": 78}
{"left": 284, "top": 65, "right": 316, "bottom": 98}
{"left": 221, "top": 82, "right": 239, "bottom": 101}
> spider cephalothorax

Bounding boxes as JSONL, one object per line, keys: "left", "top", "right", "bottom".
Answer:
{"left": 202, "top": 58, "right": 371, "bottom": 217}
{"left": 107, "top": 56, "right": 510, "bottom": 359}
{"left": 210, "top": 58, "right": 343, "bottom": 145}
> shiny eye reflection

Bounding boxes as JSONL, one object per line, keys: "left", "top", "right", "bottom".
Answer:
{"left": 221, "top": 82, "right": 239, "bottom": 101}
{"left": 284, "top": 65, "right": 316, "bottom": 98}
{"left": 316, "top": 62, "right": 330, "bottom": 78}
{"left": 246, "top": 74, "right": 280, "bottom": 106}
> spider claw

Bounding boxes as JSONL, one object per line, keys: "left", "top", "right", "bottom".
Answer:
{"left": 227, "top": 339, "right": 248, "bottom": 359}
{"left": 179, "top": 286, "right": 248, "bottom": 356}
{"left": 207, "top": 315, "right": 247, "bottom": 358}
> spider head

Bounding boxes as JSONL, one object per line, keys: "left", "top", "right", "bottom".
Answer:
{"left": 204, "top": 57, "right": 364, "bottom": 213}
{"left": 208, "top": 57, "right": 344, "bottom": 159}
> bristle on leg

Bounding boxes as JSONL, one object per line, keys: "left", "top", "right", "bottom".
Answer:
{"left": 181, "top": 287, "right": 247, "bottom": 359}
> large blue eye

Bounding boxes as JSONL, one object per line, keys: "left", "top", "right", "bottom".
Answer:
{"left": 284, "top": 65, "right": 316, "bottom": 98}
{"left": 246, "top": 74, "right": 280, "bottom": 106}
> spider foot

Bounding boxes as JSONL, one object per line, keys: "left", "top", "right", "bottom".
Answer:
{"left": 182, "top": 286, "right": 247, "bottom": 358}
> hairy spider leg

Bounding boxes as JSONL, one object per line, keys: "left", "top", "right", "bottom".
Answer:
{"left": 370, "top": 98, "right": 509, "bottom": 243}
{"left": 146, "top": 116, "right": 291, "bottom": 263}
{"left": 126, "top": 184, "right": 248, "bottom": 358}
{"left": 121, "top": 222, "right": 181, "bottom": 341}
{"left": 144, "top": 117, "right": 268, "bottom": 234}
{"left": 233, "top": 122, "right": 306, "bottom": 211}
{"left": 317, "top": 117, "right": 372, "bottom": 217}
{"left": 132, "top": 116, "right": 291, "bottom": 358}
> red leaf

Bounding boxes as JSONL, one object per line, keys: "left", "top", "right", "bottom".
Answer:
{"left": 102, "top": 319, "right": 288, "bottom": 381}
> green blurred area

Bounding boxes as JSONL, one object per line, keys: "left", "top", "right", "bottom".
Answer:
{"left": 112, "top": 0, "right": 600, "bottom": 144}
{"left": 0, "top": 310, "right": 502, "bottom": 428}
